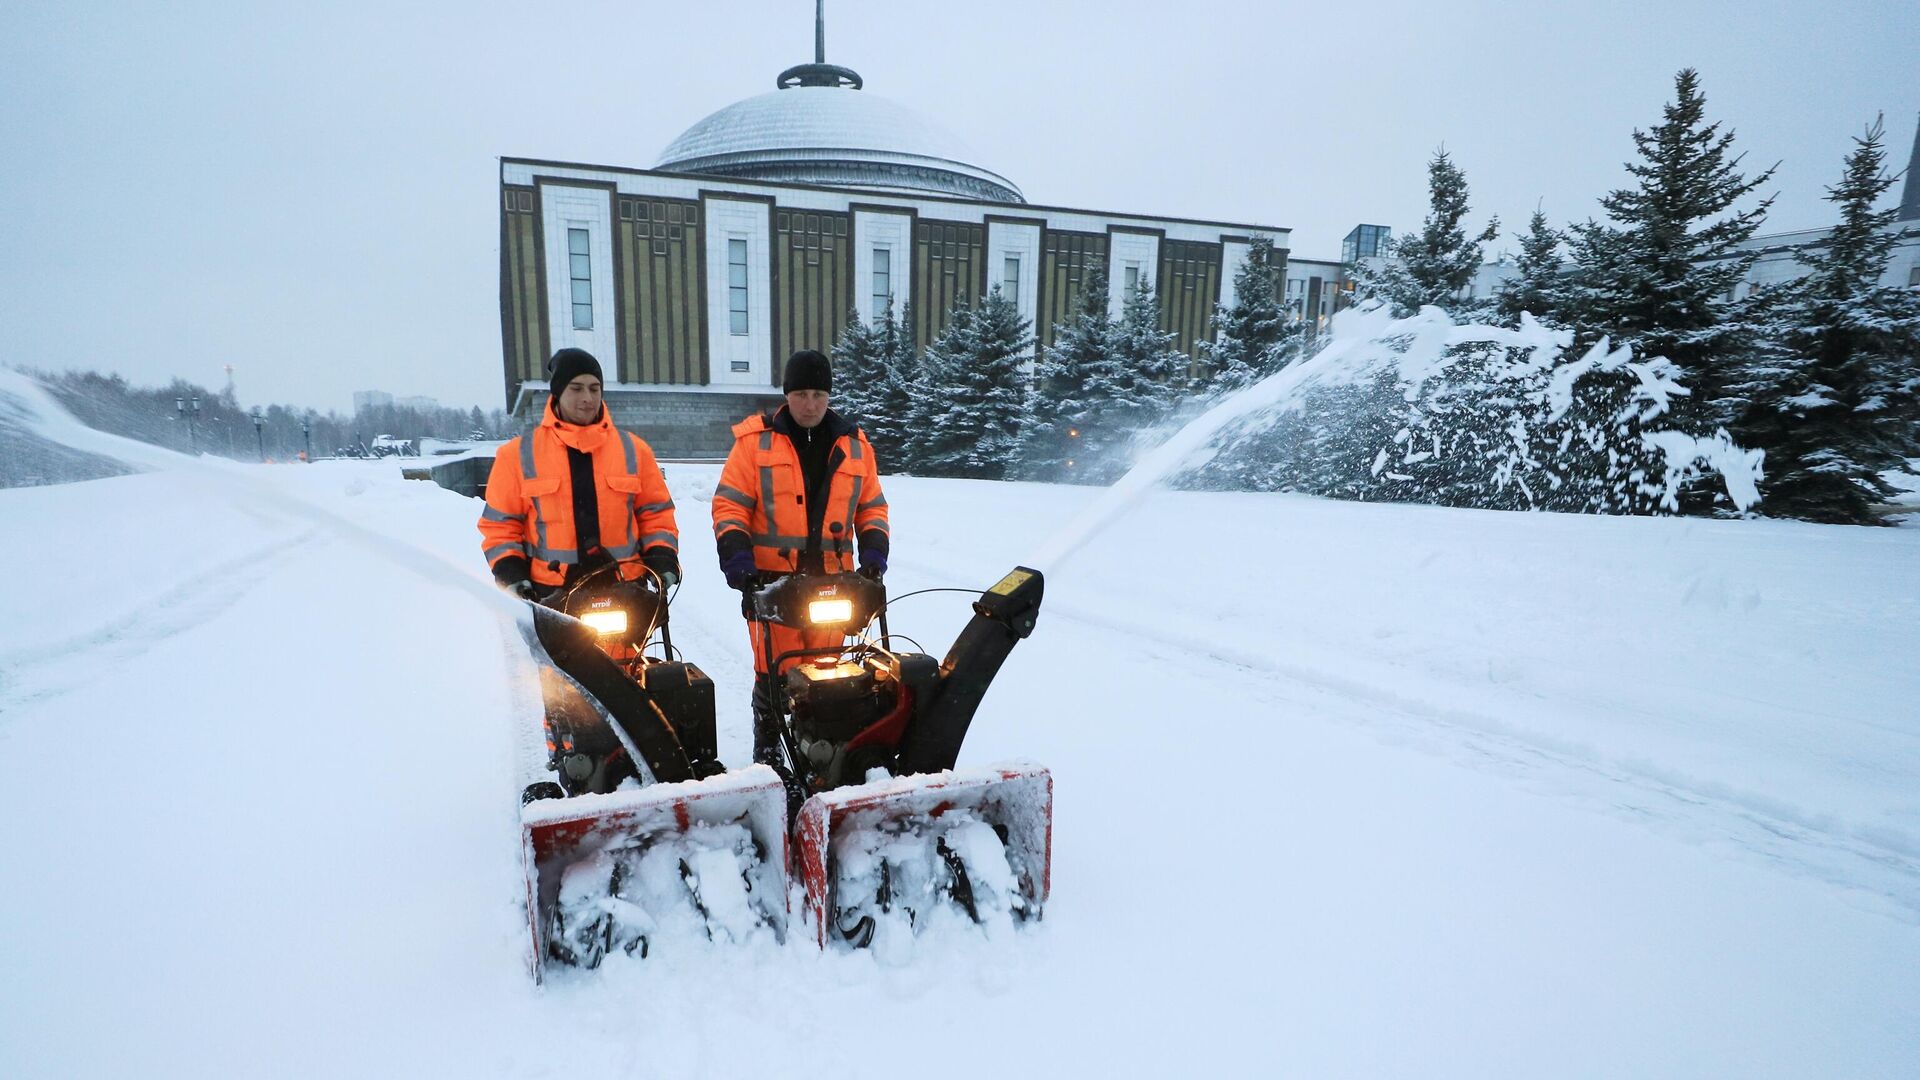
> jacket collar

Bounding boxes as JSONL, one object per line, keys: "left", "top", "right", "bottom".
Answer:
{"left": 541, "top": 397, "right": 612, "bottom": 452}
{"left": 768, "top": 405, "right": 854, "bottom": 443}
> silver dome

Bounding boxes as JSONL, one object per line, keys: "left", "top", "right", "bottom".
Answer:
{"left": 654, "top": 87, "right": 1024, "bottom": 203}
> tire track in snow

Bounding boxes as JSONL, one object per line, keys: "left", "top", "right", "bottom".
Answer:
{"left": 893, "top": 552, "right": 1920, "bottom": 921}
{"left": 0, "top": 528, "right": 323, "bottom": 710}
{"left": 1095, "top": 606, "right": 1920, "bottom": 919}
{"left": 0, "top": 368, "right": 541, "bottom": 713}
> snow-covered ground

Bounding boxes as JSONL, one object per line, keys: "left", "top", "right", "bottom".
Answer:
{"left": 2, "top": 383, "right": 1917, "bottom": 1077}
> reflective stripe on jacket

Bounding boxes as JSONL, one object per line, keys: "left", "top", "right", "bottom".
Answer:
{"left": 478, "top": 403, "right": 679, "bottom": 587}
{"left": 712, "top": 410, "right": 888, "bottom": 574}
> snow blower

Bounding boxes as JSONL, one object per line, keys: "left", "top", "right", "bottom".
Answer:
{"left": 749, "top": 566, "right": 1052, "bottom": 949}
{"left": 518, "top": 566, "right": 788, "bottom": 977}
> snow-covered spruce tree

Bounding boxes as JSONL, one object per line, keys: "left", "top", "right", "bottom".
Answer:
{"left": 1198, "top": 234, "right": 1301, "bottom": 394}
{"left": 1729, "top": 117, "right": 1920, "bottom": 524}
{"left": 1017, "top": 263, "right": 1112, "bottom": 483}
{"left": 1562, "top": 69, "right": 1775, "bottom": 431}
{"left": 914, "top": 288, "right": 1033, "bottom": 479}
{"left": 1029, "top": 275, "right": 1188, "bottom": 485}
{"left": 1183, "top": 237, "right": 1314, "bottom": 489}
{"left": 1350, "top": 149, "right": 1499, "bottom": 319}
{"left": 1104, "top": 275, "right": 1188, "bottom": 438}
{"left": 1494, "top": 208, "right": 1567, "bottom": 329}
{"left": 828, "top": 305, "right": 888, "bottom": 436}
{"left": 859, "top": 300, "right": 922, "bottom": 473}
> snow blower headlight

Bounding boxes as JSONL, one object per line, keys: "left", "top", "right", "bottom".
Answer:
{"left": 808, "top": 598, "right": 854, "bottom": 625}
{"left": 581, "top": 609, "right": 629, "bottom": 635}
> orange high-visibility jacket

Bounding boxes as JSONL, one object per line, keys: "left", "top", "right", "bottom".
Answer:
{"left": 712, "top": 410, "right": 888, "bottom": 574}
{"left": 479, "top": 404, "right": 679, "bottom": 587}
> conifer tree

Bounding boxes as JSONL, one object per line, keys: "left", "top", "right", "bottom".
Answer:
{"left": 828, "top": 304, "right": 889, "bottom": 441}
{"left": 1729, "top": 117, "right": 1920, "bottom": 524}
{"left": 859, "top": 301, "right": 921, "bottom": 472}
{"left": 1018, "top": 263, "right": 1112, "bottom": 482}
{"left": 1200, "top": 234, "right": 1301, "bottom": 393}
{"left": 915, "top": 288, "right": 1033, "bottom": 479}
{"left": 1562, "top": 69, "right": 1775, "bottom": 428}
{"left": 1494, "top": 207, "right": 1567, "bottom": 327}
{"left": 1351, "top": 149, "right": 1498, "bottom": 318}
{"left": 1105, "top": 274, "right": 1189, "bottom": 435}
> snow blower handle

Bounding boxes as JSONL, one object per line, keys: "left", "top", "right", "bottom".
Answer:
{"left": 638, "top": 565, "right": 674, "bottom": 656}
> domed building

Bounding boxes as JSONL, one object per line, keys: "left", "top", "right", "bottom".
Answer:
{"left": 497, "top": 12, "right": 1289, "bottom": 456}
{"left": 655, "top": 86, "right": 1024, "bottom": 204}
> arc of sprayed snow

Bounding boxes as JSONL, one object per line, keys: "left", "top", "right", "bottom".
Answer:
{"left": 1028, "top": 304, "right": 1763, "bottom": 573}
{"left": 1026, "top": 307, "right": 1402, "bottom": 572}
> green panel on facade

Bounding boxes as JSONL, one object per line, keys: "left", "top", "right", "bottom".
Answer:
{"left": 1037, "top": 230, "right": 1108, "bottom": 351}
{"left": 773, "top": 209, "right": 852, "bottom": 368}
{"left": 617, "top": 196, "right": 702, "bottom": 384}
{"left": 1157, "top": 239, "right": 1224, "bottom": 364}
{"left": 913, "top": 220, "right": 983, "bottom": 345}
{"left": 499, "top": 185, "right": 545, "bottom": 393}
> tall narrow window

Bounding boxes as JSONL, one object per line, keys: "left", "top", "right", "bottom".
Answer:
{"left": 1124, "top": 262, "right": 1140, "bottom": 292}
{"left": 728, "top": 238, "right": 749, "bottom": 336}
{"left": 871, "top": 247, "right": 891, "bottom": 317}
{"left": 1003, "top": 255, "right": 1020, "bottom": 307}
{"left": 568, "top": 228, "right": 593, "bottom": 330}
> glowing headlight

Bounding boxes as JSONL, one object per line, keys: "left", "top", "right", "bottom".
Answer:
{"left": 581, "top": 609, "right": 628, "bottom": 635}
{"left": 808, "top": 598, "right": 854, "bottom": 625}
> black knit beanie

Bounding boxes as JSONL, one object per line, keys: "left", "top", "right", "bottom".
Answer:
{"left": 782, "top": 349, "right": 832, "bottom": 394}
{"left": 548, "top": 347, "right": 603, "bottom": 401}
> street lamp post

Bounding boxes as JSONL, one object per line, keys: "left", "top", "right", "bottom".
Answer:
{"left": 175, "top": 395, "right": 202, "bottom": 453}
{"left": 302, "top": 419, "right": 312, "bottom": 462}
{"left": 252, "top": 407, "right": 265, "bottom": 461}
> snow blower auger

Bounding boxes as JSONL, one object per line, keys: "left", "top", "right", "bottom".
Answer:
{"left": 749, "top": 566, "right": 1052, "bottom": 950}
{"left": 518, "top": 565, "right": 788, "bottom": 978}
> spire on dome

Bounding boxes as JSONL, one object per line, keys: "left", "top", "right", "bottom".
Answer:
{"left": 776, "top": 0, "right": 862, "bottom": 90}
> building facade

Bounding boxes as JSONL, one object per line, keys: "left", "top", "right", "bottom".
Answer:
{"left": 498, "top": 39, "right": 1286, "bottom": 458}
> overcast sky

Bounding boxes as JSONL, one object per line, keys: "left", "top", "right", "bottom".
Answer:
{"left": 3, "top": 0, "right": 1915, "bottom": 412}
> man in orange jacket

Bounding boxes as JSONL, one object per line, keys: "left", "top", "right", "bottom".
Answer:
{"left": 479, "top": 348, "right": 680, "bottom": 598}
{"left": 712, "top": 349, "right": 889, "bottom": 763}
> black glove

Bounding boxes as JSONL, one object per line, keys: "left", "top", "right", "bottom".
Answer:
{"left": 721, "top": 550, "right": 759, "bottom": 592}
{"left": 642, "top": 547, "right": 682, "bottom": 590}
{"left": 492, "top": 554, "right": 532, "bottom": 587}
{"left": 858, "top": 549, "right": 887, "bottom": 582}
{"left": 503, "top": 578, "right": 539, "bottom": 602}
